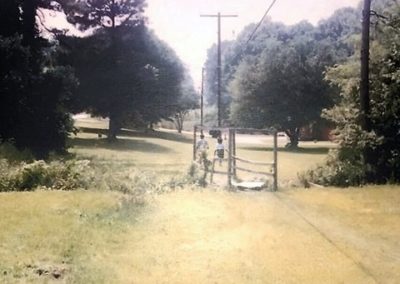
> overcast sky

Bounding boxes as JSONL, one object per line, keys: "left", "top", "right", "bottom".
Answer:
{"left": 146, "top": 0, "right": 361, "bottom": 88}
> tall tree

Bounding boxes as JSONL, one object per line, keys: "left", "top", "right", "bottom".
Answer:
{"left": 172, "top": 75, "right": 198, "bottom": 133}
{"left": 59, "top": 25, "right": 190, "bottom": 135}
{"left": 0, "top": 1, "right": 76, "bottom": 157}
{"left": 59, "top": 0, "right": 147, "bottom": 140}
{"left": 228, "top": 21, "right": 336, "bottom": 147}
{"left": 204, "top": 10, "right": 360, "bottom": 136}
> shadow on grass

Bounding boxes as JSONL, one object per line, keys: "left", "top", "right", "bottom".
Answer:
{"left": 69, "top": 137, "right": 173, "bottom": 154}
{"left": 78, "top": 127, "right": 192, "bottom": 143}
{"left": 239, "top": 146, "right": 331, "bottom": 155}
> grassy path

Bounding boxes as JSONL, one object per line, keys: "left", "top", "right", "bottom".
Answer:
{"left": 1, "top": 186, "right": 399, "bottom": 283}
{"left": 116, "top": 188, "right": 399, "bottom": 283}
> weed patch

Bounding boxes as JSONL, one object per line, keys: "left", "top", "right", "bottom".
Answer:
{"left": 0, "top": 159, "right": 92, "bottom": 192}
{"left": 0, "top": 156, "right": 202, "bottom": 195}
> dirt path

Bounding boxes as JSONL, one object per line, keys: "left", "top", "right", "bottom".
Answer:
{"left": 117, "top": 188, "right": 400, "bottom": 283}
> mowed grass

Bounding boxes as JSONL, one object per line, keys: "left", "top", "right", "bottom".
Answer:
{"left": 69, "top": 132, "right": 193, "bottom": 180}
{"left": 71, "top": 115, "right": 330, "bottom": 182}
{"left": 0, "top": 190, "right": 145, "bottom": 283}
{"left": 1, "top": 119, "right": 399, "bottom": 283}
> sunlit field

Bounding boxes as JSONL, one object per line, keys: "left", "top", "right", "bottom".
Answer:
{"left": 1, "top": 117, "right": 399, "bottom": 283}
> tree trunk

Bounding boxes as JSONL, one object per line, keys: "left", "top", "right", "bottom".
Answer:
{"left": 285, "top": 128, "right": 300, "bottom": 149}
{"left": 174, "top": 111, "right": 186, "bottom": 134}
{"left": 21, "top": 0, "right": 37, "bottom": 47}
{"left": 108, "top": 112, "right": 120, "bottom": 141}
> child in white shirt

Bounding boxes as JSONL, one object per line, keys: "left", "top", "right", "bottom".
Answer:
{"left": 214, "top": 138, "right": 225, "bottom": 166}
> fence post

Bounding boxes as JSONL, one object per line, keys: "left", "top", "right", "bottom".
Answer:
{"left": 228, "top": 128, "right": 232, "bottom": 187}
{"left": 273, "top": 130, "right": 278, "bottom": 191}
{"left": 232, "top": 129, "right": 237, "bottom": 179}
{"left": 193, "top": 126, "right": 197, "bottom": 161}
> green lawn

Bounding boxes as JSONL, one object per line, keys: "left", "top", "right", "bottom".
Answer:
{"left": 1, "top": 123, "right": 399, "bottom": 283}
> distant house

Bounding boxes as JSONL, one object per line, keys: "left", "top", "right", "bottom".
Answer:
{"left": 300, "top": 121, "right": 333, "bottom": 141}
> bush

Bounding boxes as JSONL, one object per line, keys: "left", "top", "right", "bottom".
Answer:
{"left": 0, "top": 142, "right": 34, "bottom": 162}
{"left": 0, "top": 159, "right": 92, "bottom": 192}
{"left": 304, "top": 149, "right": 366, "bottom": 187}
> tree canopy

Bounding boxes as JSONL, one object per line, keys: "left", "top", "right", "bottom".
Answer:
{"left": 307, "top": 1, "right": 400, "bottom": 186}
{"left": 203, "top": 7, "right": 362, "bottom": 147}
{"left": 0, "top": 0, "right": 197, "bottom": 156}
{"left": 0, "top": 0, "right": 76, "bottom": 157}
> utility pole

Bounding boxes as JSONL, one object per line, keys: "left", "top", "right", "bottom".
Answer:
{"left": 360, "top": 0, "right": 372, "bottom": 179}
{"left": 200, "top": 67, "right": 205, "bottom": 128}
{"left": 360, "top": 0, "right": 371, "bottom": 132}
{"left": 201, "top": 13, "right": 237, "bottom": 127}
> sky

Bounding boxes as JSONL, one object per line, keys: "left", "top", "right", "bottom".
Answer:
{"left": 146, "top": 0, "right": 361, "bottom": 88}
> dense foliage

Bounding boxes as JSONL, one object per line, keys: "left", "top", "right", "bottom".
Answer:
{"left": 60, "top": 25, "right": 191, "bottom": 133}
{"left": 204, "top": 8, "right": 361, "bottom": 147}
{"left": 307, "top": 2, "right": 400, "bottom": 186}
{"left": 58, "top": 0, "right": 196, "bottom": 138}
{"left": 0, "top": 0, "right": 76, "bottom": 158}
{"left": 0, "top": 0, "right": 197, "bottom": 157}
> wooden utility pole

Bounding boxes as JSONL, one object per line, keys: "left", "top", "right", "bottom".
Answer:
{"left": 201, "top": 13, "right": 237, "bottom": 127}
{"left": 360, "top": 0, "right": 371, "bottom": 132}
{"left": 200, "top": 67, "right": 205, "bottom": 128}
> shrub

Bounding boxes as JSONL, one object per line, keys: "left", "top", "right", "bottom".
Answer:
{"left": 0, "top": 142, "right": 34, "bottom": 162}
{"left": 304, "top": 150, "right": 366, "bottom": 187}
{"left": 186, "top": 161, "right": 210, "bottom": 187}
{"left": 0, "top": 159, "right": 92, "bottom": 192}
{"left": 0, "top": 156, "right": 202, "bottom": 194}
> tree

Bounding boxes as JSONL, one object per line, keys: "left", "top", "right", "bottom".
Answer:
{"left": 203, "top": 10, "right": 362, "bottom": 145}
{"left": 59, "top": 0, "right": 146, "bottom": 31}
{"left": 57, "top": 0, "right": 147, "bottom": 140}
{"left": 229, "top": 21, "right": 335, "bottom": 148}
{"left": 172, "top": 76, "right": 198, "bottom": 133}
{"left": 0, "top": 1, "right": 76, "bottom": 158}
{"left": 59, "top": 24, "right": 190, "bottom": 135}
{"left": 58, "top": 0, "right": 189, "bottom": 140}
{"left": 307, "top": 1, "right": 400, "bottom": 186}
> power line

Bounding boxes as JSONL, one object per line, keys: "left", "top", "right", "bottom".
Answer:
{"left": 245, "top": 0, "right": 278, "bottom": 46}
{"left": 230, "top": 0, "right": 278, "bottom": 65}
{"left": 222, "top": 0, "right": 277, "bottom": 69}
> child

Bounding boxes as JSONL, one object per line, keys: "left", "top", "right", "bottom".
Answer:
{"left": 214, "top": 137, "right": 225, "bottom": 166}
{"left": 196, "top": 134, "right": 209, "bottom": 164}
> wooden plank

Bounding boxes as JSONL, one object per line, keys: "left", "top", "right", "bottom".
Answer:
{"left": 212, "top": 170, "right": 229, "bottom": 175}
{"left": 212, "top": 158, "right": 228, "bottom": 162}
{"left": 232, "top": 180, "right": 267, "bottom": 190}
{"left": 234, "top": 166, "right": 274, "bottom": 176}
{"left": 233, "top": 156, "right": 274, "bottom": 166}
